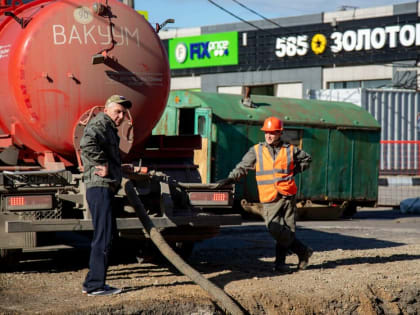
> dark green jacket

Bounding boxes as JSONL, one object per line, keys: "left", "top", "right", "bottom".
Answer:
{"left": 80, "top": 112, "right": 122, "bottom": 191}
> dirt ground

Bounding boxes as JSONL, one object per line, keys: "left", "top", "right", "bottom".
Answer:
{"left": 1, "top": 207, "right": 420, "bottom": 314}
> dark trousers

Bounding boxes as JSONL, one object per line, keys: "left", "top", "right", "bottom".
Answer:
{"left": 83, "top": 187, "right": 116, "bottom": 292}
{"left": 262, "top": 196, "right": 296, "bottom": 249}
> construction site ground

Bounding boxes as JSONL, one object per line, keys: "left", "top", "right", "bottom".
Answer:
{"left": 1, "top": 207, "right": 420, "bottom": 314}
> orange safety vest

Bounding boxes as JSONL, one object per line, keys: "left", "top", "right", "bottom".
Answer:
{"left": 254, "top": 143, "right": 297, "bottom": 203}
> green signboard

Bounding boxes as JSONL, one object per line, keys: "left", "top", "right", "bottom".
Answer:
{"left": 169, "top": 32, "right": 238, "bottom": 69}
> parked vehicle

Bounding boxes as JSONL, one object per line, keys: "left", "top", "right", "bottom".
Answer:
{"left": 0, "top": 0, "right": 240, "bottom": 263}
{"left": 153, "top": 90, "right": 381, "bottom": 218}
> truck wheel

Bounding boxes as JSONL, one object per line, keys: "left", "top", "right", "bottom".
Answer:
{"left": 172, "top": 241, "right": 195, "bottom": 260}
{"left": 0, "top": 248, "right": 22, "bottom": 267}
{"left": 342, "top": 202, "right": 357, "bottom": 218}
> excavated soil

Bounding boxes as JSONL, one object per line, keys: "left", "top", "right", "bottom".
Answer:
{"left": 1, "top": 208, "right": 420, "bottom": 314}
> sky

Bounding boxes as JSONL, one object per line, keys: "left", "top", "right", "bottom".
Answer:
{"left": 134, "top": 0, "right": 415, "bottom": 29}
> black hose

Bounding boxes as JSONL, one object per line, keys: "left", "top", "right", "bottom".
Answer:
{"left": 124, "top": 179, "right": 244, "bottom": 315}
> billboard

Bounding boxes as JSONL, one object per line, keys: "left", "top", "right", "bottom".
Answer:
{"left": 166, "top": 13, "right": 420, "bottom": 76}
{"left": 169, "top": 31, "right": 238, "bottom": 69}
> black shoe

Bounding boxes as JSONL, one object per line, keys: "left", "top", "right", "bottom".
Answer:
{"left": 297, "top": 247, "right": 313, "bottom": 270}
{"left": 273, "top": 263, "right": 292, "bottom": 274}
{"left": 291, "top": 239, "right": 313, "bottom": 270}
{"left": 274, "top": 242, "right": 292, "bottom": 274}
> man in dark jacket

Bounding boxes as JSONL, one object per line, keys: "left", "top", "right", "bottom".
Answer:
{"left": 217, "top": 117, "right": 312, "bottom": 274}
{"left": 81, "top": 95, "right": 131, "bottom": 296}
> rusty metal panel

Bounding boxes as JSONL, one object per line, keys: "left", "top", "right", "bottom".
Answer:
{"left": 327, "top": 130, "right": 353, "bottom": 200}
{"left": 213, "top": 122, "right": 260, "bottom": 202}
{"left": 162, "top": 90, "right": 380, "bottom": 204}
{"left": 167, "top": 91, "right": 380, "bottom": 130}
{"left": 351, "top": 130, "right": 380, "bottom": 200}
{"left": 152, "top": 106, "right": 178, "bottom": 136}
{"left": 298, "top": 128, "right": 329, "bottom": 200}
{"left": 298, "top": 128, "right": 379, "bottom": 202}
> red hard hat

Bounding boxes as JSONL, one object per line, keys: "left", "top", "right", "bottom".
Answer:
{"left": 261, "top": 117, "right": 283, "bottom": 132}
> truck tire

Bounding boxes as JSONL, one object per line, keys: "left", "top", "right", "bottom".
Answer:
{"left": 0, "top": 249, "right": 22, "bottom": 267}
{"left": 342, "top": 202, "right": 358, "bottom": 218}
{"left": 172, "top": 241, "right": 195, "bottom": 260}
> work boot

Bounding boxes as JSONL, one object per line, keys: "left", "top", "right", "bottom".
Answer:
{"left": 290, "top": 238, "right": 313, "bottom": 270}
{"left": 273, "top": 243, "right": 292, "bottom": 274}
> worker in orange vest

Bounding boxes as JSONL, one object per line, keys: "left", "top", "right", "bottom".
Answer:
{"left": 217, "top": 117, "right": 312, "bottom": 274}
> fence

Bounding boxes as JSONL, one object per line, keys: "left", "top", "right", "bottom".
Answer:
{"left": 379, "top": 140, "right": 420, "bottom": 206}
{"left": 380, "top": 140, "right": 420, "bottom": 175}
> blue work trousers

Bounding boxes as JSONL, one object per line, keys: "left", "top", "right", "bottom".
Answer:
{"left": 83, "top": 187, "right": 116, "bottom": 292}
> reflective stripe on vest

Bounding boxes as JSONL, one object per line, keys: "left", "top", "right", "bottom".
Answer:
{"left": 254, "top": 143, "right": 297, "bottom": 202}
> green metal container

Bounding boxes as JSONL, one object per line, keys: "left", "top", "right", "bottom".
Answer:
{"left": 153, "top": 90, "right": 381, "bottom": 207}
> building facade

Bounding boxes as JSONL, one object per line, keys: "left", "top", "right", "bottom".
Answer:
{"left": 160, "top": 1, "right": 420, "bottom": 98}
{"left": 159, "top": 4, "right": 420, "bottom": 207}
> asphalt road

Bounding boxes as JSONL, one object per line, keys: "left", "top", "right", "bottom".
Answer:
{"left": 7, "top": 206, "right": 420, "bottom": 267}
{"left": 297, "top": 207, "right": 420, "bottom": 247}
{"left": 195, "top": 207, "right": 420, "bottom": 259}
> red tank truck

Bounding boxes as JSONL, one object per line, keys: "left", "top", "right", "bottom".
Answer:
{"left": 0, "top": 0, "right": 239, "bottom": 264}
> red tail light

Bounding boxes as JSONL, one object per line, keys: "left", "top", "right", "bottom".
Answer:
{"left": 6, "top": 195, "right": 53, "bottom": 211}
{"left": 8, "top": 196, "right": 26, "bottom": 207}
{"left": 212, "top": 192, "right": 228, "bottom": 201}
{"left": 188, "top": 191, "right": 230, "bottom": 206}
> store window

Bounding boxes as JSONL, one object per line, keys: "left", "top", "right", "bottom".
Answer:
{"left": 328, "top": 79, "right": 391, "bottom": 89}
{"left": 249, "top": 85, "right": 274, "bottom": 96}
{"left": 218, "top": 85, "right": 274, "bottom": 96}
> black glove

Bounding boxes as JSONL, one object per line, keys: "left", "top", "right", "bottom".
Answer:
{"left": 215, "top": 177, "right": 234, "bottom": 188}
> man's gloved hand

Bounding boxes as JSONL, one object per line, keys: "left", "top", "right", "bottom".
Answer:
{"left": 215, "top": 177, "right": 234, "bottom": 188}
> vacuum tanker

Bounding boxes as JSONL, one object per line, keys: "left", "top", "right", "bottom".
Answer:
{"left": 0, "top": 0, "right": 169, "bottom": 166}
{"left": 0, "top": 0, "right": 239, "bottom": 263}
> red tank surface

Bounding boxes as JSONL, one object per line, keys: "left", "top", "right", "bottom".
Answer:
{"left": 0, "top": 0, "right": 170, "bottom": 167}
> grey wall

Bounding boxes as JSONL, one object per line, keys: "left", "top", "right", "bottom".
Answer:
{"left": 201, "top": 67, "right": 323, "bottom": 95}
{"left": 393, "top": 2, "right": 418, "bottom": 15}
